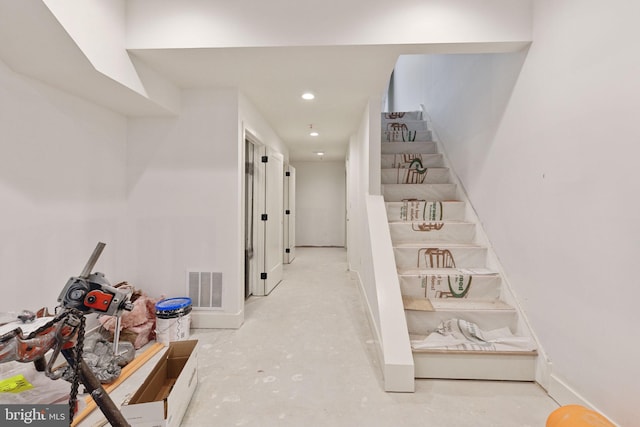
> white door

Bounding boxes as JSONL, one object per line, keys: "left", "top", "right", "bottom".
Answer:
{"left": 284, "top": 165, "right": 296, "bottom": 263}
{"left": 244, "top": 139, "right": 258, "bottom": 298}
{"left": 260, "top": 146, "right": 284, "bottom": 295}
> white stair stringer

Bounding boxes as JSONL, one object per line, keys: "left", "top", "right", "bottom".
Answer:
{"left": 380, "top": 111, "right": 539, "bottom": 382}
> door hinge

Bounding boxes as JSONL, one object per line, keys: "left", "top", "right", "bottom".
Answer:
{"left": 285, "top": 210, "right": 290, "bottom": 215}
{"left": 285, "top": 171, "right": 290, "bottom": 177}
{"left": 261, "top": 214, "right": 268, "bottom": 221}
{"left": 260, "top": 272, "right": 267, "bottom": 280}
{"left": 261, "top": 156, "right": 268, "bottom": 163}
{"left": 285, "top": 248, "right": 290, "bottom": 254}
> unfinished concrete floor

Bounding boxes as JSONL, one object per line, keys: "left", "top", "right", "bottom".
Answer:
{"left": 182, "top": 247, "right": 558, "bottom": 427}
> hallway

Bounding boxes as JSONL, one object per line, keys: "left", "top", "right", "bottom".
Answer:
{"left": 183, "top": 247, "right": 558, "bottom": 426}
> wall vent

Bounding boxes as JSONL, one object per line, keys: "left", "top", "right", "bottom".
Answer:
{"left": 187, "top": 271, "right": 222, "bottom": 309}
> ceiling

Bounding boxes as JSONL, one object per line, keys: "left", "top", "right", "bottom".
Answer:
{"left": 128, "top": 41, "right": 526, "bottom": 161}
{"left": 129, "top": 45, "right": 408, "bottom": 162}
{"left": 0, "top": 1, "right": 528, "bottom": 162}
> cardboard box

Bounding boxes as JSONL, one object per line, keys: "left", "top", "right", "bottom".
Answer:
{"left": 121, "top": 340, "right": 198, "bottom": 427}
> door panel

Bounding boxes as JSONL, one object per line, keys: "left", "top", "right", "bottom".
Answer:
{"left": 284, "top": 165, "right": 296, "bottom": 263}
{"left": 263, "top": 147, "right": 284, "bottom": 294}
{"left": 244, "top": 140, "right": 257, "bottom": 298}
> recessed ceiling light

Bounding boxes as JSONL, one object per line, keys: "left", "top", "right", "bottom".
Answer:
{"left": 310, "top": 131, "right": 319, "bottom": 137}
{"left": 315, "top": 151, "right": 325, "bottom": 156}
{"left": 301, "top": 92, "right": 315, "bottom": 100}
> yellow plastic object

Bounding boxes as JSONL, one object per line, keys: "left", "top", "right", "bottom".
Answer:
{"left": 0, "top": 374, "right": 34, "bottom": 393}
{"left": 547, "top": 405, "right": 615, "bottom": 427}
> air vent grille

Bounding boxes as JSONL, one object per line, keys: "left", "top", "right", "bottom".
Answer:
{"left": 187, "top": 271, "right": 222, "bottom": 309}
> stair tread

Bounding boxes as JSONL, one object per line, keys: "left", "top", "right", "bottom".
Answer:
{"left": 403, "top": 296, "right": 514, "bottom": 311}
{"left": 383, "top": 183, "right": 454, "bottom": 187}
{"left": 381, "top": 153, "right": 442, "bottom": 158}
{"left": 397, "top": 267, "right": 498, "bottom": 276}
{"left": 394, "top": 242, "right": 484, "bottom": 248}
{"left": 412, "top": 347, "right": 538, "bottom": 355}
{"left": 385, "top": 200, "right": 464, "bottom": 205}
{"left": 381, "top": 140, "right": 433, "bottom": 144}
{"left": 388, "top": 219, "right": 475, "bottom": 225}
{"left": 381, "top": 142, "right": 437, "bottom": 155}
{"left": 381, "top": 167, "right": 448, "bottom": 171}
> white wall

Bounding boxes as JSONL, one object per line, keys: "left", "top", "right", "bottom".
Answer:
{"left": 127, "top": 88, "right": 288, "bottom": 327}
{"left": 126, "top": 88, "right": 242, "bottom": 325}
{"left": 0, "top": 66, "right": 287, "bottom": 326}
{"left": 0, "top": 58, "right": 128, "bottom": 313}
{"left": 347, "top": 103, "right": 373, "bottom": 317}
{"left": 126, "top": 0, "right": 532, "bottom": 49}
{"left": 43, "top": 0, "right": 145, "bottom": 95}
{"left": 391, "top": 0, "right": 640, "bottom": 424}
{"left": 40, "top": 0, "right": 180, "bottom": 114}
{"left": 291, "top": 161, "right": 345, "bottom": 247}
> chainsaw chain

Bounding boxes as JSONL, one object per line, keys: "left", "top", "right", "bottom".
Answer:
{"left": 25, "top": 308, "right": 86, "bottom": 423}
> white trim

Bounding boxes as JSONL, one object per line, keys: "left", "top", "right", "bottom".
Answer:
{"left": 548, "top": 374, "right": 620, "bottom": 427}
{"left": 352, "top": 270, "right": 384, "bottom": 375}
{"left": 191, "top": 310, "right": 243, "bottom": 329}
{"left": 366, "top": 195, "right": 415, "bottom": 392}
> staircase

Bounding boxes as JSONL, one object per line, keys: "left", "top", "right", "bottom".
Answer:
{"left": 381, "top": 111, "right": 538, "bottom": 381}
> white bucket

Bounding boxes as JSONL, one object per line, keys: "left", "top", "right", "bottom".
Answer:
{"left": 155, "top": 297, "right": 192, "bottom": 345}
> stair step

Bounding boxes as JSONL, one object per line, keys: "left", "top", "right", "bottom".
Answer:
{"left": 412, "top": 349, "right": 537, "bottom": 380}
{"left": 404, "top": 299, "right": 517, "bottom": 335}
{"left": 383, "top": 130, "right": 432, "bottom": 143}
{"left": 407, "top": 298, "right": 513, "bottom": 311}
{"left": 381, "top": 141, "right": 437, "bottom": 154}
{"left": 382, "top": 120, "right": 429, "bottom": 133}
{"left": 381, "top": 168, "right": 449, "bottom": 184}
{"left": 382, "top": 111, "right": 422, "bottom": 121}
{"left": 394, "top": 244, "right": 487, "bottom": 270}
{"left": 386, "top": 200, "right": 465, "bottom": 221}
{"left": 382, "top": 184, "right": 456, "bottom": 202}
{"left": 398, "top": 269, "right": 500, "bottom": 300}
{"left": 389, "top": 221, "right": 475, "bottom": 244}
{"left": 381, "top": 153, "right": 444, "bottom": 169}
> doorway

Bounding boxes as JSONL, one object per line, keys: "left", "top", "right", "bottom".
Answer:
{"left": 244, "top": 138, "right": 257, "bottom": 299}
{"left": 244, "top": 134, "right": 284, "bottom": 298}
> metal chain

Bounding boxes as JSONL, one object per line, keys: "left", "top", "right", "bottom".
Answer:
{"left": 23, "top": 308, "right": 86, "bottom": 424}
{"left": 68, "top": 309, "right": 85, "bottom": 423}
{"left": 24, "top": 309, "right": 69, "bottom": 340}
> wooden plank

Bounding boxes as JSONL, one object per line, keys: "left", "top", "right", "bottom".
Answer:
{"left": 402, "top": 296, "right": 434, "bottom": 311}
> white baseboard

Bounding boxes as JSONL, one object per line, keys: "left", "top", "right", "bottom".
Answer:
{"left": 535, "top": 357, "right": 553, "bottom": 391}
{"left": 547, "top": 374, "right": 619, "bottom": 426}
{"left": 191, "top": 310, "right": 243, "bottom": 329}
